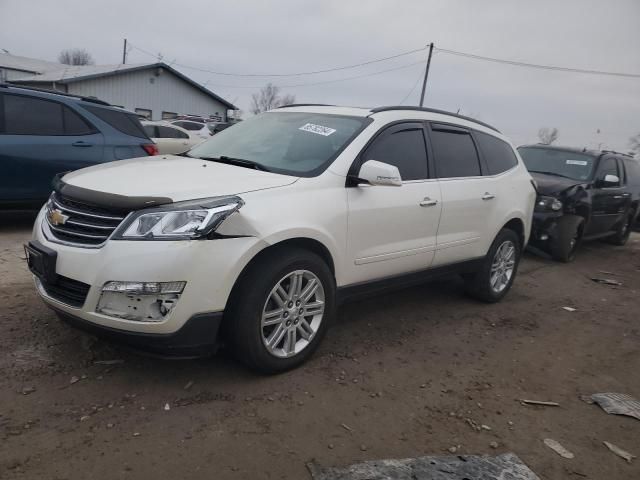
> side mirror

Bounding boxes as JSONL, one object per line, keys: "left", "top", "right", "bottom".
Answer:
{"left": 602, "top": 174, "right": 620, "bottom": 187}
{"left": 356, "top": 160, "right": 402, "bottom": 187}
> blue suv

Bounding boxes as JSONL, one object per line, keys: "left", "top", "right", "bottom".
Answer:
{"left": 0, "top": 84, "right": 158, "bottom": 209}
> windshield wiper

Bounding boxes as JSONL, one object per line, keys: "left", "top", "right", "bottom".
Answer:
{"left": 197, "top": 155, "right": 271, "bottom": 172}
{"left": 529, "top": 170, "right": 572, "bottom": 179}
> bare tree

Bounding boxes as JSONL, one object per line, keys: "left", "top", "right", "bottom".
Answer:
{"left": 630, "top": 133, "right": 640, "bottom": 158}
{"left": 250, "top": 83, "right": 296, "bottom": 114}
{"left": 58, "top": 48, "right": 95, "bottom": 66}
{"left": 538, "top": 127, "right": 559, "bottom": 145}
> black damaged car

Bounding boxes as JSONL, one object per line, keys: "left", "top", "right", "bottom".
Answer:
{"left": 518, "top": 145, "right": 640, "bottom": 262}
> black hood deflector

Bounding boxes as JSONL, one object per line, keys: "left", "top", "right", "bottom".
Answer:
{"left": 53, "top": 173, "right": 173, "bottom": 211}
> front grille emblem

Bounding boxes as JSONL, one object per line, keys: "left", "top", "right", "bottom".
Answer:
{"left": 48, "top": 208, "right": 69, "bottom": 226}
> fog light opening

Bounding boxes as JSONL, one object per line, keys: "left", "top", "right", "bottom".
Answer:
{"left": 96, "top": 281, "right": 186, "bottom": 322}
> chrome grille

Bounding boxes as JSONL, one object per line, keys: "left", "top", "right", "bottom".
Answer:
{"left": 45, "top": 193, "right": 129, "bottom": 246}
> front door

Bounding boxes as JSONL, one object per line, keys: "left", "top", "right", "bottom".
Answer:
{"left": 0, "top": 93, "right": 104, "bottom": 205}
{"left": 346, "top": 122, "right": 442, "bottom": 285}
{"left": 589, "top": 157, "right": 629, "bottom": 235}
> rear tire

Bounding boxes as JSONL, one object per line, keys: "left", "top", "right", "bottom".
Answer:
{"left": 606, "top": 214, "right": 633, "bottom": 246}
{"left": 550, "top": 215, "right": 584, "bottom": 263}
{"left": 226, "top": 247, "right": 335, "bottom": 374}
{"left": 464, "top": 228, "right": 521, "bottom": 303}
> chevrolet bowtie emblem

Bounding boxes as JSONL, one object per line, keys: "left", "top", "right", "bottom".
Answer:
{"left": 48, "top": 208, "right": 69, "bottom": 226}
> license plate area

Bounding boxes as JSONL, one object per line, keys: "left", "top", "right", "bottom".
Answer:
{"left": 24, "top": 241, "right": 58, "bottom": 284}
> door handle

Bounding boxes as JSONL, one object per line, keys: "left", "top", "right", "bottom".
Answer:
{"left": 419, "top": 197, "right": 438, "bottom": 207}
{"left": 482, "top": 193, "right": 496, "bottom": 200}
{"left": 72, "top": 141, "right": 92, "bottom": 147}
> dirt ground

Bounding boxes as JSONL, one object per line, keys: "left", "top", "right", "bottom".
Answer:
{"left": 1, "top": 212, "right": 639, "bottom": 480}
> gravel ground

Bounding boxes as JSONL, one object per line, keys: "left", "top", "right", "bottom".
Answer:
{"left": 1, "top": 213, "right": 639, "bottom": 479}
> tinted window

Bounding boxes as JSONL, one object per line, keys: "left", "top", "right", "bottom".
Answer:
{"left": 174, "top": 121, "right": 203, "bottom": 131}
{"left": 596, "top": 157, "right": 620, "bottom": 186}
{"left": 143, "top": 125, "right": 157, "bottom": 137}
{"left": 84, "top": 105, "right": 148, "bottom": 138}
{"left": 431, "top": 127, "right": 481, "bottom": 178}
{"left": 4, "top": 94, "right": 64, "bottom": 135}
{"left": 475, "top": 131, "right": 518, "bottom": 175}
{"left": 157, "top": 125, "right": 188, "bottom": 139}
{"left": 623, "top": 159, "right": 640, "bottom": 186}
{"left": 3, "top": 94, "right": 93, "bottom": 135}
{"left": 363, "top": 127, "right": 428, "bottom": 181}
{"left": 63, "top": 107, "right": 93, "bottom": 135}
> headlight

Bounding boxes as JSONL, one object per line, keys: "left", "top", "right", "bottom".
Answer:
{"left": 535, "top": 196, "right": 563, "bottom": 212}
{"left": 113, "top": 196, "right": 243, "bottom": 240}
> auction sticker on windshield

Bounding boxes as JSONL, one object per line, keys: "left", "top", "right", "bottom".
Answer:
{"left": 566, "top": 160, "right": 588, "bottom": 166}
{"left": 299, "top": 123, "right": 336, "bottom": 136}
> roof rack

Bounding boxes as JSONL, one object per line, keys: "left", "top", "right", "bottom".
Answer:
{"left": 0, "top": 82, "right": 111, "bottom": 106}
{"left": 275, "top": 103, "right": 335, "bottom": 109}
{"left": 369, "top": 106, "right": 500, "bottom": 133}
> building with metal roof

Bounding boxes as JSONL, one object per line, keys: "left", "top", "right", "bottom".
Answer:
{"left": 0, "top": 53, "right": 236, "bottom": 122}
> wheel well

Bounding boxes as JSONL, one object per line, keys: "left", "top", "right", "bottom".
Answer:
{"left": 502, "top": 218, "right": 525, "bottom": 247}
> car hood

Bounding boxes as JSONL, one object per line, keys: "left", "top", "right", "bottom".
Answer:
{"left": 531, "top": 172, "right": 587, "bottom": 196}
{"left": 62, "top": 156, "right": 298, "bottom": 203}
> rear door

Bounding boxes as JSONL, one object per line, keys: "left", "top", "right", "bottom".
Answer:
{"left": 346, "top": 122, "right": 442, "bottom": 284}
{"left": 429, "top": 123, "right": 496, "bottom": 266}
{"left": 0, "top": 93, "right": 104, "bottom": 205}
{"left": 589, "top": 156, "right": 628, "bottom": 234}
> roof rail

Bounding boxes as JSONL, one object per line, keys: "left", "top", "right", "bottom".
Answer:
{"left": 601, "top": 149, "right": 634, "bottom": 158}
{"left": 0, "top": 82, "right": 111, "bottom": 106}
{"left": 369, "top": 106, "right": 500, "bottom": 133}
{"left": 275, "top": 103, "right": 335, "bottom": 109}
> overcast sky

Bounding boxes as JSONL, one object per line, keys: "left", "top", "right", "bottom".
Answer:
{"left": 1, "top": 0, "right": 639, "bottom": 151}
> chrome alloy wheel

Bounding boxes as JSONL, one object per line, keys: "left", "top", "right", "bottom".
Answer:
{"left": 261, "top": 270, "right": 325, "bottom": 358}
{"left": 490, "top": 240, "right": 516, "bottom": 293}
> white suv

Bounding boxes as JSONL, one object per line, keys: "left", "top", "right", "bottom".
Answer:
{"left": 27, "top": 105, "right": 535, "bottom": 372}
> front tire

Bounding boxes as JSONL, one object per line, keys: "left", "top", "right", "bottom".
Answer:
{"left": 464, "top": 228, "right": 521, "bottom": 303}
{"left": 226, "top": 247, "right": 335, "bottom": 374}
{"left": 550, "top": 215, "right": 584, "bottom": 263}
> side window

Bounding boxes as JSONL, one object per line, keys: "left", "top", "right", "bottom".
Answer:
{"left": 596, "top": 157, "right": 620, "bottom": 186}
{"left": 474, "top": 131, "right": 518, "bottom": 175}
{"left": 157, "top": 125, "right": 188, "bottom": 139}
{"left": 430, "top": 125, "right": 481, "bottom": 178}
{"left": 4, "top": 94, "right": 64, "bottom": 135}
{"left": 84, "top": 105, "right": 148, "bottom": 139}
{"left": 143, "top": 125, "right": 157, "bottom": 138}
{"left": 62, "top": 106, "right": 94, "bottom": 135}
{"left": 362, "top": 125, "right": 428, "bottom": 181}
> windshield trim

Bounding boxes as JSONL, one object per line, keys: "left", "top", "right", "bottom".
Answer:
{"left": 188, "top": 112, "right": 374, "bottom": 178}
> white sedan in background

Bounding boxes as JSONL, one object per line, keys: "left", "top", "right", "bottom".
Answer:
{"left": 169, "top": 119, "right": 212, "bottom": 140}
{"left": 142, "top": 121, "right": 204, "bottom": 155}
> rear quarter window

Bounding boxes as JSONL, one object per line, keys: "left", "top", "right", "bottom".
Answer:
{"left": 474, "top": 131, "right": 519, "bottom": 175}
{"left": 84, "top": 105, "right": 149, "bottom": 139}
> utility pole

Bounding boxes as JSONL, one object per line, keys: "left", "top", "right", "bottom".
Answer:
{"left": 419, "top": 42, "right": 434, "bottom": 107}
{"left": 122, "top": 39, "right": 127, "bottom": 64}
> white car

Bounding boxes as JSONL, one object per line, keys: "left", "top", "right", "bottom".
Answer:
{"left": 27, "top": 105, "right": 535, "bottom": 373}
{"left": 142, "top": 121, "right": 203, "bottom": 155}
{"left": 169, "top": 119, "right": 212, "bottom": 140}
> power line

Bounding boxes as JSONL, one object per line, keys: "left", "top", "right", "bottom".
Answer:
{"left": 129, "top": 42, "right": 427, "bottom": 77}
{"left": 198, "top": 60, "right": 427, "bottom": 89}
{"left": 435, "top": 47, "right": 640, "bottom": 79}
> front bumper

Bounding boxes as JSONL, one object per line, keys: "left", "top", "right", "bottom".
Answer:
{"left": 31, "top": 209, "right": 264, "bottom": 348}
{"left": 529, "top": 211, "right": 563, "bottom": 249}
{"left": 54, "top": 306, "right": 223, "bottom": 358}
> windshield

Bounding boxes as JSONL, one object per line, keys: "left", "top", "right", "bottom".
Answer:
{"left": 518, "top": 147, "right": 595, "bottom": 181}
{"left": 187, "top": 112, "right": 370, "bottom": 176}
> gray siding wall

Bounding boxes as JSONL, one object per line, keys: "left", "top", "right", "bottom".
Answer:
{"left": 1, "top": 67, "right": 39, "bottom": 81}
{"left": 65, "top": 68, "right": 229, "bottom": 121}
